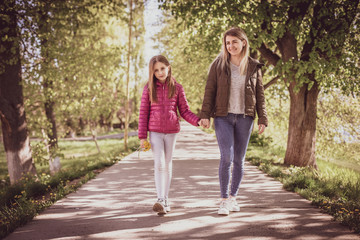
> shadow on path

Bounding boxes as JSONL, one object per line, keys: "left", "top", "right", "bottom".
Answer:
{"left": 5, "top": 123, "right": 359, "bottom": 240}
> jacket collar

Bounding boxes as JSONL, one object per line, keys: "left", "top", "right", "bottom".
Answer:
{"left": 155, "top": 76, "right": 176, "bottom": 86}
{"left": 156, "top": 80, "right": 166, "bottom": 86}
{"left": 245, "top": 56, "right": 264, "bottom": 80}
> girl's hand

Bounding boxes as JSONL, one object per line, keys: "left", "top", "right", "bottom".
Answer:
{"left": 258, "top": 124, "right": 266, "bottom": 134}
{"left": 140, "top": 139, "right": 146, "bottom": 148}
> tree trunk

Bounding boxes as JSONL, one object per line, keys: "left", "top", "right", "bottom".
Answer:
{"left": 44, "top": 82, "right": 58, "bottom": 149}
{"left": 42, "top": 129, "right": 61, "bottom": 175}
{"left": 39, "top": 2, "right": 59, "bottom": 155}
{"left": 284, "top": 80, "right": 319, "bottom": 168}
{"left": 0, "top": 1, "right": 36, "bottom": 184}
{"left": 124, "top": 0, "right": 133, "bottom": 151}
{"left": 91, "top": 128, "right": 101, "bottom": 154}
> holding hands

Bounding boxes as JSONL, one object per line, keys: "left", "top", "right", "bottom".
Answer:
{"left": 199, "top": 119, "right": 210, "bottom": 129}
{"left": 199, "top": 118, "right": 266, "bottom": 134}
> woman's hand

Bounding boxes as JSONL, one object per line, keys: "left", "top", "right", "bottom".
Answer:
{"left": 258, "top": 124, "right": 266, "bottom": 134}
{"left": 200, "top": 119, "right": 210, "bottom": 129}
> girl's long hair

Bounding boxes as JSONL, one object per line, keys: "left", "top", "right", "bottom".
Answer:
{"left": 218, "top": 27, "right": 249, "bottom": 75}
{"left": 148, "top": 55, "right": 175, "bottom": 103}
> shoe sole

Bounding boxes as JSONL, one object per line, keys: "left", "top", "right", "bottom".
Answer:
{"left": 218, "top": 210, "right": 229, "bottom": 215}
{"left": 153, "top": 203, "right": 166, "bottom": 214}
{"left": 218, "top": 212, "right": 229, "bottom": 216}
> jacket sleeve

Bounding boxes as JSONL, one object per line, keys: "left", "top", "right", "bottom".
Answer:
{"left": 138, "top": 85, "right": 150, "bottom": 139}
{"left": 255, "top": 68, "right": 268, "bottom": 126}
{"left": 177, "top": 84, "right": 200, "bottom": 126}
{"left": 200, "top": 60, "right": 218, "bottom": 119}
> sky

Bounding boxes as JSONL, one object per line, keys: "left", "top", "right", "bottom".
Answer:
{"left": 143, "top": 0, "right": 163, "bottom": 64}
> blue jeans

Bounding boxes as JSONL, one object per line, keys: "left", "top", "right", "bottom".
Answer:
{"left": 214, "top": 113, "right": 254, "bottom": 198}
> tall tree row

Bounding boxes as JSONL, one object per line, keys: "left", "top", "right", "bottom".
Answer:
{"left": 0, "top": 0, "right": 36, "bottom": 184}
{"left": 124, "top": 0, "right": 145, "bottom": 151}
{"left": 124, "top": 0, "right": 133, "bottom": 151}
{"left": 0, "top": 0, "right": 146, "bottom": 184}
{"left": 161, "top": 0, "right": 360, "bottom": 168}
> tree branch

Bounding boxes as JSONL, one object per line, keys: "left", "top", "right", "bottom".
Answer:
{"left": 258, "top": 43, "right": 280, "bottom": 66}
{"left": 264, "top": 75, "right": 280, "bottom": 90}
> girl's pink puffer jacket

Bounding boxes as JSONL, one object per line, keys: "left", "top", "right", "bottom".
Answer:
{"left": 138, "top": 80, "right": 200, "bottom": 139}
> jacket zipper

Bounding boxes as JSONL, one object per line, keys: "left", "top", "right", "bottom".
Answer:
{"left": 162, "top": 84, "right": 165, "bottom": 132}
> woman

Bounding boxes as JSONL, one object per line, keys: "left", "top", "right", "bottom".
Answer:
{"left": 199, "top": 27, "right": 268, "bottom": 215}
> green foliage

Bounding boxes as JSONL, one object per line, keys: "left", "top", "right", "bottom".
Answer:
{"left": 249, "top": 131, "right": 272, "bottom": 147}
{"left": 31, "top": 141, "right": 49, "bottom": 167}
{"left": 161, "top": 0, "right": 360, "bottom": 94}
{"left": 316, "top": 90, "right": 360, "bottom": 169}
{"left": 282, "top": 166, "right": 317, "bottom": 191}
{"left": 4, "top": 0, "right": 147, "bottom": 140}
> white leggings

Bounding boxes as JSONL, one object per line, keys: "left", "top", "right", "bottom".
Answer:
{"left": 149, "top": 131, "right": 178, "bottom": 200}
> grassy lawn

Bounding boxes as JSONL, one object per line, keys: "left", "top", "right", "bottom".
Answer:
{"left": 0, "top": 136, "right": 139, "bottom": 238}
{"left": 0, "top": 138, "right": 138, "bottom": 180}
{"left": 318, "top": 142, "right": 360, "bottom": 173}
{"left": 246, "top": 140, "right": 360, "bottom": 234}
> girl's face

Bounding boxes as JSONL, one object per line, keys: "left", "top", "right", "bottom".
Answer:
{"left": 153, "top": 61, "right": 169, "bottom": 83}
{"left": 225, "top": 35, "right": 246, "bottom": 57}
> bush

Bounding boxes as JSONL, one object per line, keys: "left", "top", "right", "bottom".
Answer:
{"left": 249, "top": 132, "right": 272, "bottom": 147}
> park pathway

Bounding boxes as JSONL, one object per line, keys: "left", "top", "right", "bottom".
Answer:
{"left": 5, "top": 122, "right": 359, "bottom": 240}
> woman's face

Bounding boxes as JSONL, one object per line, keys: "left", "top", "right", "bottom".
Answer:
{"left": 225, "top": 35, "right": 246, "bottom": 57}
{"left": 153, "top": 61, "right": 169, "bottom": 83}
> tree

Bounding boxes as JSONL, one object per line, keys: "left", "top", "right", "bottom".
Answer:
{"left": 124, "top": 0, "right": 133, "bottom": 151}
{"left": 1, "top": 0, "right": 142, "bottom": 179}
{"left": 161, "top": 0, "right": 360, "bottom": 167}
{"left": 37, "top": 0, "right": 61, "bottom": 173}
{"left": 0, "top": 0, "right": 36, "bottom": 184}
{"left": 131, "top": 0, "right": 145, "bottom": 118}
{"left": 124, "top": 0, "right": 145, "bottom": 150}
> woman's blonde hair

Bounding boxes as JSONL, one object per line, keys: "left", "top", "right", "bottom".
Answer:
{"left": 218, "top": 27, "right": 249, "bottom": 75}
{"left": 148, "top": 55, "right": 175, "bottom": 103}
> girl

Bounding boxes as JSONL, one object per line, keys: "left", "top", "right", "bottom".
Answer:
{"left": 138, "top": 55, "right": 200, "bottom": 215}
{"left": 199, "top": 27, "right": 268, "bottom": 215}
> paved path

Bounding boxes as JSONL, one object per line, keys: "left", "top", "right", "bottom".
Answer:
{"left": 5, "top": 123, "right": 359, "bottom": 240}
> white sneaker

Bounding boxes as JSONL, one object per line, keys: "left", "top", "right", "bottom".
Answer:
{"left": 164, "top": 199, "right": 171, "bottom": 212}
{"left": 228, "top": 198, "right": 240, "bottom": 212}
{"left": 218, "top": 200, "right": 230, "bottom": 215}
{"left": 153, "top": 199, "right": 166, "bottom": 214}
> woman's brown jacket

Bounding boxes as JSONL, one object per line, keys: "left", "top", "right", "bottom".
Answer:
{"left": 199, "top": 56, "right": 268, "bottom": 126}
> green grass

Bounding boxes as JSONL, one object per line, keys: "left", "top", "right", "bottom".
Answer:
{"left": 0, "top": 138, "right": 138, "bottom": 180}
{"left": 246, "top": 143, "right": 360, "bottom": 234}
{"left": 0, "top": 137, "right": 139, "bottom": 238}
{"left": 317, "top": 142, "right": 360, "bottom": 173}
